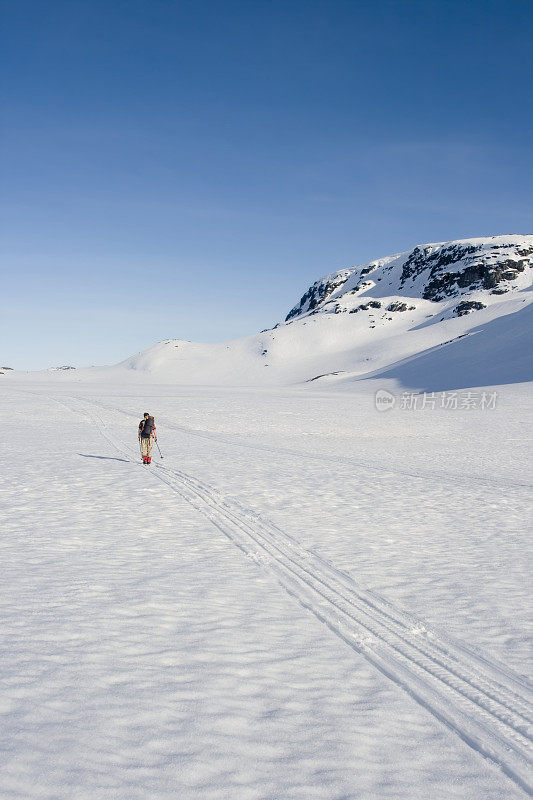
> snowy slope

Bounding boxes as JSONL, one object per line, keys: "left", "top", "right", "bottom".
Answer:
{"left": 357, "top": 301, "right": 533, "bottom": 392}
{"left": 2, "top": 241, "right": 532, "bottom": 799}
{"left": 118, "top": 235, "right": 533, "bottom": 388}
{"left": 6, "top": 235, "right": 532, "bottom": 389}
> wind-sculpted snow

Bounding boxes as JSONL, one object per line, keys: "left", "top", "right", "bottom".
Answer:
{"left": 367, "top": 302, "right": 533, "bottom": 391}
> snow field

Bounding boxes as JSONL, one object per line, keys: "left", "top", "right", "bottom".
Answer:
{"left": 1, "top": 384, "right": 531, "bottom": 799}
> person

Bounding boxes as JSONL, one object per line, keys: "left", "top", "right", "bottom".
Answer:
{"left": 138, "top": 412, "right": 157, "bottom": 464}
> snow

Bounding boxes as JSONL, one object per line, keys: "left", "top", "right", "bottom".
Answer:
{"left": 351, "top": 300, "right": 533, "bottom": 391}
{"left": 9, "top": 289, "right": 532, "bottom": 390}
{"left": 286, "top": 235, "right": 533, "bottom": 318}
{"left": 2, "top": 234, "right": 532, "bottom": 797}
{"left": 12, "top": 235, "right": 531, "bottom": 389}
{"left": 1, "top": 375, "right": 531, "bottom": 799}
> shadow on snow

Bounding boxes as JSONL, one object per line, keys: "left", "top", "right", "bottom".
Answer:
{"left": 77, "top": 453, "right": 130, "bottom": 463}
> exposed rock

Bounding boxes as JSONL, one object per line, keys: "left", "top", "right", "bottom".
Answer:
{"left": 352, "top": 281, "right": 372, "bottom": 293}
{"left": 454, "top": 300, "right": 486, "bottom": 316}
{"left": 400, "top": 244, "right": 480, "bottom": 285}
{"left": 306, "top": 371, "right": 346, "bottom": 382}
{"left": 422, "top": 261, "right": 514, "bottom": 300}
{"left": 285, "top": 272, "right": 351, "bottom": 321}
{"left": 285, "top": 236, "right": 532, "bottom": 322}
{"left": 348, "top": 299, "right": 381, "bottom": 314}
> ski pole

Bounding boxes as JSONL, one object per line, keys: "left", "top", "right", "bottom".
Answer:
{"left": 155, "top": 440, "right": 163, "bottom": 459}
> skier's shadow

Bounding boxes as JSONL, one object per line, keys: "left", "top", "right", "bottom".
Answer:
{"left": 78, "top": 453, "right": 130, "bottom": 463}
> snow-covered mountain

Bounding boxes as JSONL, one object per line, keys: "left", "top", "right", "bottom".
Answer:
{"left": 111, "top": 235, "right": 532, "bottom": 390}
{"left": 6, "top": 240, "right": 532, "bottom": 800}
{"left": 285, "top": 234, "right": 532, "bottom": 321}
{"left": 12, "top": 235, "right": 531, "bottom": 390}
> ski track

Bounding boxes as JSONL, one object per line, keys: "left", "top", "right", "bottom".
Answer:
{"left": 37, "top": 394, "right": 533, "bottom": 794}
{"left": 79, "top": 396, "right": 533, "bottom": 492}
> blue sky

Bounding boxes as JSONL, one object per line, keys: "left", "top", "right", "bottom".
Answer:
{"left": 2, "top": 0, "right": 532, "bottom": 369}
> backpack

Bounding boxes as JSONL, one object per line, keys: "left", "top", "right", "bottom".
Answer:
{"left": 141, "top": 416, "right": 155, "bottom": 436}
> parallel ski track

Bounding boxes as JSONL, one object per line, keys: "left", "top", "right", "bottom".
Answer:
{"left": 80, "top": 396, "right": 533, "bottom": 492}
{"left": 65, "top": 396, "right": 533, "bottom": 794}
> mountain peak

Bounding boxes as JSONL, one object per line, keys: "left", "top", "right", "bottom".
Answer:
{"left": 285, "top": 235, "right": 533, "bottom": 322}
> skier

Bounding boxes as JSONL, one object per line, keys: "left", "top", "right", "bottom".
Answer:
{"left": 138, "top": 412, "right": 157, "bottom": 464}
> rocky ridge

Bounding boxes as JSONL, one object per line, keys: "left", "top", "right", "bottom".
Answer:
{"left": 285, "top": 235, "right": 533, "bottom": 322}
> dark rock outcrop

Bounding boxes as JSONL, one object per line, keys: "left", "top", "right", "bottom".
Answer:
{"left": 454, "top": 300, "right": 486, "bottom": 316}
{"left": 285, "top": 236, "right": 532, "bottom": 322}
